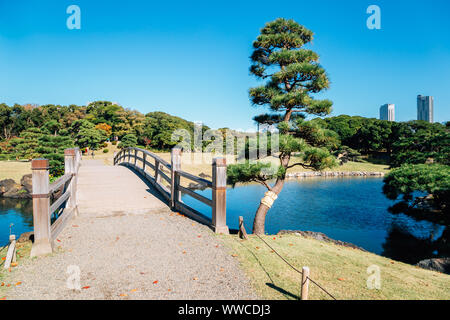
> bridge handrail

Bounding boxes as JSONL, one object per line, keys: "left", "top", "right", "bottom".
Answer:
{"left": 114, "top": 147, "right": 229, "bottom": 234}
{"left": 30, "top": 148, "right": 81, "bottom": 257}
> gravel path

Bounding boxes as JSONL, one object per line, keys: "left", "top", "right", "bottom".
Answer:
{"left": 6, "top": 208, "right": 256, "bottom": 299}
{"left": 5, "top": 161, "right": 256, "bottom": 300}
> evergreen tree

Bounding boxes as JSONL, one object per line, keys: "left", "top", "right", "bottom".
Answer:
{"left": 227, "top": 18, "right": 336, "bottom": 234}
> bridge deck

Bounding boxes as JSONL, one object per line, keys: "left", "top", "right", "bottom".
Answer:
{"left": 78, "top": 160, "right": 167, "bottom": 216}
{"left": 6, "top": 161, "right": 255, "bottom": 299}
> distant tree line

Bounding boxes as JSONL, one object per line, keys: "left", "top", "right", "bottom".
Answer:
{"left": 0, "top": 101, "right": 200, "bottom": 175}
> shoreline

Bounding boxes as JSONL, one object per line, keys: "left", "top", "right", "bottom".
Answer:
{"left": 286, "top": 171, "right": 385, "bottom": 178}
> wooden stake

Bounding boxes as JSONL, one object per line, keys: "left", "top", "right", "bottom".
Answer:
{"left": 238, "top": 216, "right": 248, "bottom": 240}
{"left": 301, "top": 266, "right": 310, "bottom": 300}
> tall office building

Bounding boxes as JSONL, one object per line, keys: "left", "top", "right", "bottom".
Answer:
{"left": 380, "top": 104, "right": 395, "bottom": 121}
{"left": 417, "top": 95, "right": 434, "bottom": 123}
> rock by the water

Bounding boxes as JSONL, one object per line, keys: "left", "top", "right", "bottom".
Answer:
{"left": 18, "top": 231, "right": 34, "bottom": 243}
{"left": 278, "top": 230, "right": 366, "bottom": 252}
{"left": 20, "top": 174, "right": 33, "bottom": 193}
{"left": 0, "top": 179, "right": 17, "bottom": 195}
{"left": 416, "top": 258, "right": 450, "bottom": 275}
{"left": 0, "top": 175, "right": 32, "bottom": 199}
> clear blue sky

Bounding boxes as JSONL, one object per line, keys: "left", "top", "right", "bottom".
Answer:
{"left": 1, "top": 0, "right": 449, "bottom": 129}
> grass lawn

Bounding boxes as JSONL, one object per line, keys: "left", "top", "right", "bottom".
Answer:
{"left": 219, "top": 234, "right": 450, "bottom": 300}
{"left": 0, "top": 161, "right": 32, "bottom": 182}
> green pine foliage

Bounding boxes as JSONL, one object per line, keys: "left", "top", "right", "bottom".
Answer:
{"left": 383, "top": 164, "right": 450, "bottom": 217}
{"left": 118, "top": 134, "right": 138, "bottom": 149}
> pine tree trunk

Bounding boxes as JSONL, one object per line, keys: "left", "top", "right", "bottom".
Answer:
{"left": 252, "top": 175, "right": 286, "bottom": 235}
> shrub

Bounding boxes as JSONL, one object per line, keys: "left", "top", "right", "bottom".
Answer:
{"left": 103, "top": 148, "right": 109, "bottom": 153}
{"left": 111, "top": 141, "right": 117, "bottom": 146}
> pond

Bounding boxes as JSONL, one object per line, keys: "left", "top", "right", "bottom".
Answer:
{"left": 182, "top": 177, "right": 447, "bottom": 264}
{"left": 0, "top": 198, "right": 33, "bottom": 246}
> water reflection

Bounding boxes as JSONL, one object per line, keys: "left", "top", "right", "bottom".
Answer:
{"left": 0, "top": 198, "right": 33, "bottom": 245}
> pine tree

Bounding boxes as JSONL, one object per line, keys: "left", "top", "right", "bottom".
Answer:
{"left": 227, "top": 18, "right": 337, "bottom": 234}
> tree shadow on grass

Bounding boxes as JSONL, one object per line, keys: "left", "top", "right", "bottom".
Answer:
{"left": 233, "top": 236, "right": 299, "bottom": 300}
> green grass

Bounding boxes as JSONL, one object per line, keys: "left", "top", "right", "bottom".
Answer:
{"left": 0, "top": 161, "right": 31, "bottom": 182}
{"left": 218, "top": 234, "right": 450, "bottom": 300}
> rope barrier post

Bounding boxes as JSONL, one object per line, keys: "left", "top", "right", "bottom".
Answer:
{"left": 212, "top": 157, "right": 229, "bottom": 234}
{"left": 238, "top": 216, "right": 248, "bottom": 240}
{"left": 301, "top": 266, "right": 310, "bottom": 300}
{"left": 170, "top": 147, "right": 181, "bottom": 208}
{"left": 30, "top": 158, "right": 53, "bottom": 257}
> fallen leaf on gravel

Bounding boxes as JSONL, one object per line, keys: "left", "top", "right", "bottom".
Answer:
{"left": 168, "top": 289, "right": 172, "bottom": 292}
{"left": 215, "top": 245, "right": 219, "bottom": 248}
{"left": 337, "top": 278, "right": 345, "bottom": 281}
{"left": 56, "top": 239, "right": 61, "bottom": 242}
{"left": 6, "top": 284, "right": 10, "bottom": 287}
{"left": 273, "top": 237, "right": 276, "bottom": 240}
{"left": 255, "top": 246, "right": 260, "bottom": 250}
{"left": 231, "top": 254, "right": 238, "bottom": 257}
{"left": 182, "top": 251, "right": 187, "bottom": 254}
{"left": 120, "top": 293, "right": 128, "bottom": 297}
{"left": 1, "top": 283, "right": 4, "bottom": 286}
{"left": 220, "top": 268, "right": 224, "bottom": 272}
{"left": 192, "top": 223, "right": 195, "bottom": 226}
{"left": 1, "top": 257, "right": 5, "bottom": 261}
{"left": 11, "top": 262, "right": 17, "bottom": 267}
{"left": 153, "top": 281, "right": 158, "bottom": 284}
{"left": 15, "top": 282, "right": 21, "bottom": 286}
{"left": 116, "top": 237, "right": 120, "bottom": 241}
{"left": 72, "top": 225, "right": 79, "bottom": 227}
{"left": 82, "top": 286, "right": 90, "bottom": 289}
{"left": 288, "top": 243, "right": 294, "bottom": 246}
{"left": 193, "top": 277, "right": 198, "bottom": 280}
{"left": 197, "top": 235, "right": 202, "bottom": 238}
{"left": 140, "top": 272, "right": 146, "bottom": 275}
{"left": 130, "top": 289, "right": 138, "bottom": 292}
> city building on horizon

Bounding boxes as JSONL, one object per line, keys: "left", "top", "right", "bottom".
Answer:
{"left": 417, "top": 95, "right": 434, "bottom": 123}
{"left": 380, "top": 103, "right": 395, "bottom": 121}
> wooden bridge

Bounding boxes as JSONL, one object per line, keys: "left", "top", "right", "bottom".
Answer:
{"left": 30, "top": 147, "right": 229, "bottom": 257}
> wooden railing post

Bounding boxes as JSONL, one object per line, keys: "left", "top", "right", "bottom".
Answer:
{"left": 65, "top": 148, "right": 78, "bottom": 216}
{"left": 170, "top": 147, "right": 181, "bottom": 208}
{"left": 30, "top": 159, "right": 52, "bottom": 257}
{"left": 155, "top": 160, "right": 161, "bottom": 184}
{"left": 143, "top": 153, "right": 146, "bottom": 171}
{"left": 134, "top": 149, "right": 137, "bottom": 166}
{"left": 212, "top": 158, "right": 229, "bottom": 234}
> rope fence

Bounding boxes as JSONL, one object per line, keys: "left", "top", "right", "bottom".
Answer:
{"left": 241, "top": 217, "right": 337, "bottom": 300}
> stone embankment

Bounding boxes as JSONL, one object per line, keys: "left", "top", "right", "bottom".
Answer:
{"left": 286, "top": 171, "right": 385, "bottom": 178}
{"left": 0, "top": 174, "right": 32, "bottom": 198}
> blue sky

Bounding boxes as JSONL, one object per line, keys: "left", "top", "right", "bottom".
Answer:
{"left": 0, "top": 0, "right": 449, "bottom": 129}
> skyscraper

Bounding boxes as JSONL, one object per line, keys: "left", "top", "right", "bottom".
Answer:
{"left": 380, "top": 104, "right": 395, "bottom": 121}
{"left": 417, "top": 95, "right": 434, "bottom": 123}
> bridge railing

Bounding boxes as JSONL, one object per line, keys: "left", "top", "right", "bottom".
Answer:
{"left": 114, "top": 147, "right": 229, "bottom": 234}
{"left": 30, "top": 148, "right": 81, "bottom": 257}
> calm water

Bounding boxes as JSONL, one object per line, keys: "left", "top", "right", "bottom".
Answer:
{"left": 0, "top": 198, "right": 33, "bottom": 246}
{"left": 182, "top": 177, "right": 446, "bottom": 264}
